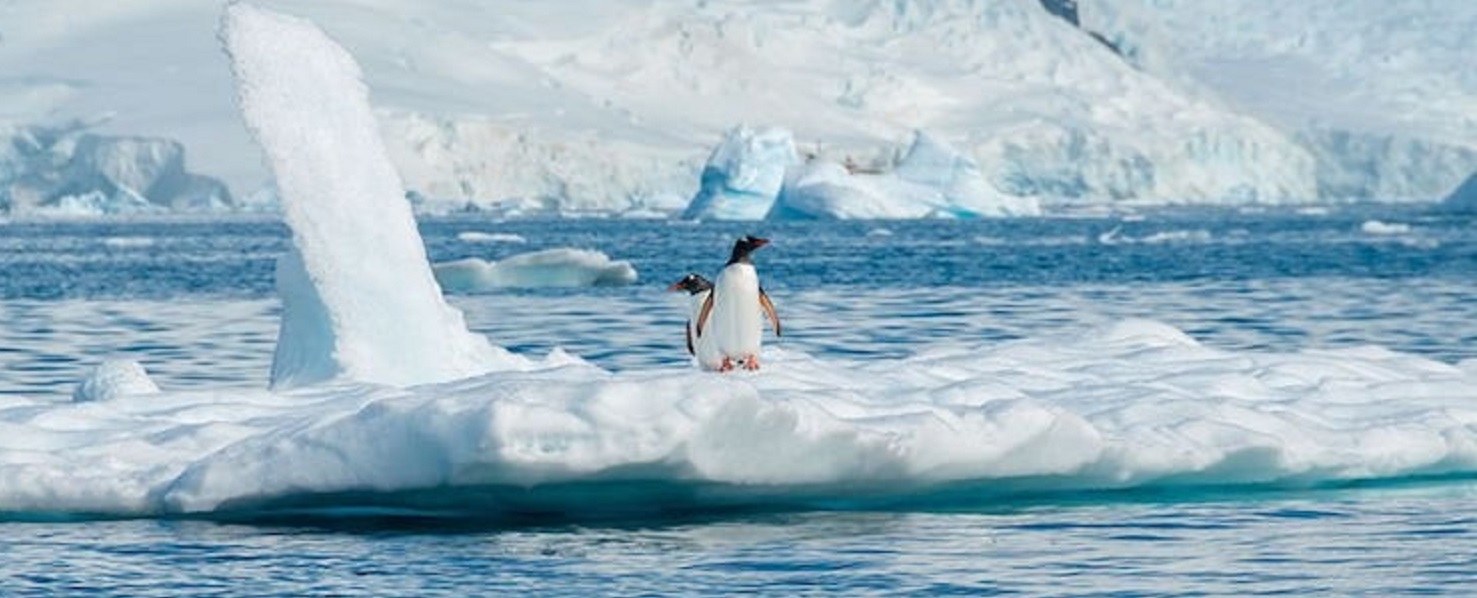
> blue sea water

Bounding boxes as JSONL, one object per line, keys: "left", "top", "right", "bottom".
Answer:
{"left": 2, "top": 206, "right": 1476, "bottom": 595}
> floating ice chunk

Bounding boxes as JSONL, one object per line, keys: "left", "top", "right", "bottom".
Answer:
{"left": 102, "top": 236, "right": 157, "bottom": 249}
{"left": 681, "top": 125, "right": 797, "bottom": 221}
{"left": 73, "top": 360, "right": 160, "bottom": 402}
{"left": 433, "top": 248, "right": 638, "bottom": 291}
{"left": 222, "top": 3, "right": 521, "bottom": 388}
{"left": 457, "top": 231, "right": 526, "bottom": 244}
{"left": 1361, "top": 220, "right": 1411, "bottom": 235}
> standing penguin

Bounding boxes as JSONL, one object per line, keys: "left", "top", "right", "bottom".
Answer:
{"left": 695, "top": 235, "right": 781, "bottom": 371}
{"left": 666, "top": 273, "right": 723, "bottom": 369}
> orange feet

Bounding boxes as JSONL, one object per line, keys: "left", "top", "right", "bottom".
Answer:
{"left": 743, "top": 355, "right": 760, "bottom": 371}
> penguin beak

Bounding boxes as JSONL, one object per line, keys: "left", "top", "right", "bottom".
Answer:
{"left": 666, "top": 281, "right": 685, "bottom": 292}
{"left": 750, "top": 237, "right": 770, "bottom": 248}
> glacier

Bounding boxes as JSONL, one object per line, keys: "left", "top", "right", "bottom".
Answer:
{"left": 1, "top": 3, "right": 1476, "bottom": 521}
{"left": 2, "top": 0, "right": 1474, "bottom": 218}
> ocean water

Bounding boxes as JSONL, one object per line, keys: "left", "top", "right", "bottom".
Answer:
{"left": 2, "top": 206, "right": 1477, "bottom": 595}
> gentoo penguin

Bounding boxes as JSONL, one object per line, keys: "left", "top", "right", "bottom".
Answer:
{"left": 695, "top": 235, "right": 781, "bottom": 371}
{"left": 666, "top": 273, "right": 722, "bottom": 369}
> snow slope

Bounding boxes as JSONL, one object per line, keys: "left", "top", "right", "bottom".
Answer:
{"left": 2, "top": 0, "right": 1474, "bottom": 217}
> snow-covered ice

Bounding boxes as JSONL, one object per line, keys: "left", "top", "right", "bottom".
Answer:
{"left": 1, "top": 4, "right": 1475, "bottom": 520}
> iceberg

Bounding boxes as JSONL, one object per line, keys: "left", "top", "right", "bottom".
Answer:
{"left": 686, "top": 128, "right": 1041, "bottom": 220}
{"left": 681, "top": 126, "right": 797, "bottom": 220}
{"left": 772, "top": 131, "right": 1041, "bottom": 219}
{"left": 433, "top": 248, "right": 638, "bottom": 291}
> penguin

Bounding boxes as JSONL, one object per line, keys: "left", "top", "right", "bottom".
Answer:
{"left": 666, "top": 273, "right": 722, "bottom": 369}
{"left": 694, "top": 235, "right": 781, "bottom": 371}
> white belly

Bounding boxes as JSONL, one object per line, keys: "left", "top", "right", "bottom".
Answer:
{"left": 708, "top": 263, "right": 763, "bottom": 359}
{"left": 687, "top": 290, "right": 725, "bottom": 370}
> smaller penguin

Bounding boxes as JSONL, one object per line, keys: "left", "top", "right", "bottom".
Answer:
{"left": 666, "top": 273, "right": 717, "bottom": 366}
{"left": 695, "top": 235, "right": 781, "bottom": 371}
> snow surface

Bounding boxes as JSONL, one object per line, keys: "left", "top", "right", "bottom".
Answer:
{"left": 2, "top": 4, "right": 1477, "bottom": 519}
{"left": 433, "top": 248, "right": 638, "bottom": 291}
{"left": 4, "top": 0, "right": 1475, "bottom": 217}
{"left": 221, "top": 3, "right": 523, "bottom": 388}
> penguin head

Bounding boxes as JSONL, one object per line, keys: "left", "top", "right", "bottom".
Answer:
{"left": 728, "top": 235, "right": 770, "bottom": 264}
{"left": 666, "top": 273, "right": 713, "bottom": 295}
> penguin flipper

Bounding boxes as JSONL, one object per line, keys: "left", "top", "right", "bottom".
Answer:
{"left": 694, "top": 292, "right": 716, "bottom": 337}
{"left": 685, "top": 320, "right": 695, "bottom": 356}
{"left": 759, "top": 288, "right": 781, "bottom": 337}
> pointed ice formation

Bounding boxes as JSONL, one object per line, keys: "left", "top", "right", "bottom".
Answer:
{"left": 220, "top": 3, "right": 521, "bottom": 388}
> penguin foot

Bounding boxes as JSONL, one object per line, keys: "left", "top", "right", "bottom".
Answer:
{"left": 743, "top": 356, "right": 761, "bottom": 371}
{"left": 719, "top": 357, "right": 735, "bottom": 372}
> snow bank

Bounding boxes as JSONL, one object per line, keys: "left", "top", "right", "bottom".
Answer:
{"left": 222, "top": 3, "right": 522, "bottom": 389}
{"left": 433, "top": 248, "right": 638, "bottom": 291}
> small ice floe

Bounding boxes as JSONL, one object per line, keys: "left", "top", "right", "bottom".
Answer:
{"left": 457, "top": 231, "right": 527, "bottom": 244}
{"left": 1361, "top": 220, "right": 1411, "bottom": 235}
{"left": 103, "top": 237, "right": 157, "bottom": 248}
{"left": 433, "top": 248, "right": 638, "bottom": 291}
